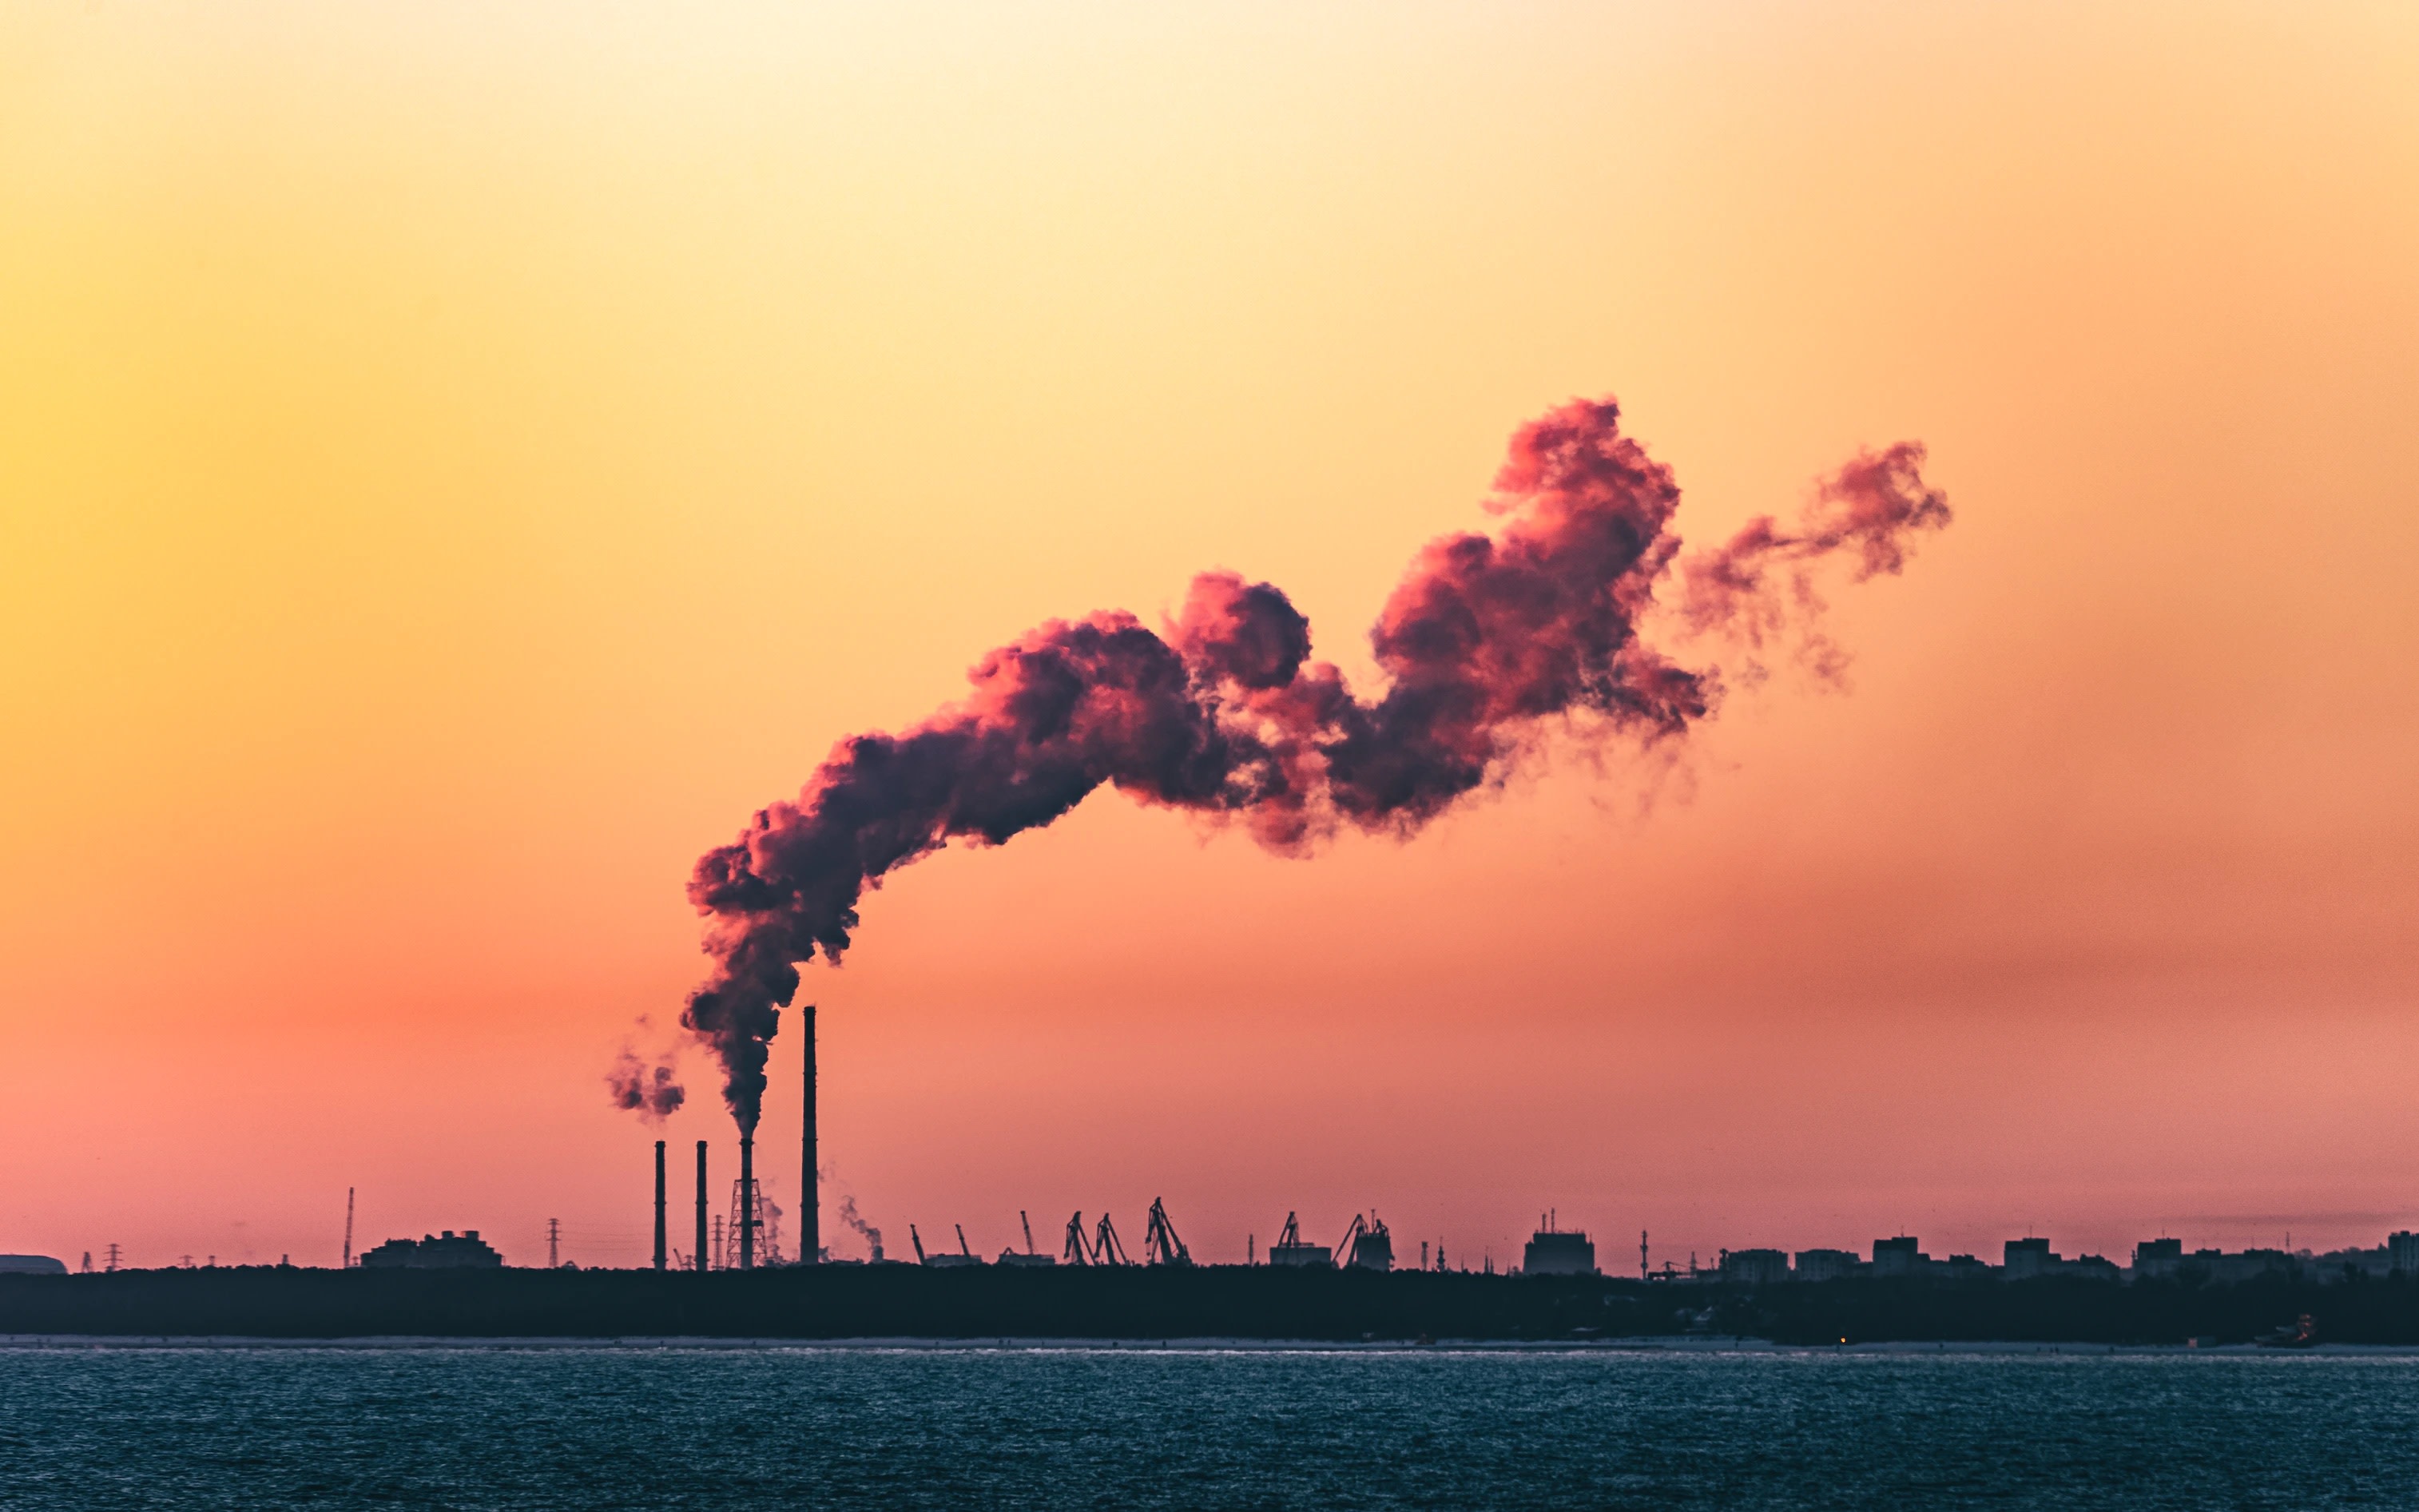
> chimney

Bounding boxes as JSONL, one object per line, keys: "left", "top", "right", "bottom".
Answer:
{"left": 801, "top": 1003, "right": 819, "bottom": 1265}
{"left": 739, "top": 1134, "right": 756, "bottom": 1270}
{"left": 694, "top": 1140, "right": 709, "bottom": 1273}
{"left": 653, "top": 1140, "right": 667, "bottom": 1272}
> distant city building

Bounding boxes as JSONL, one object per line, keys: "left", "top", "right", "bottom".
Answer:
{"left": 2132, "top": 1237, "right": 2183, "bottom": 1280}
{"left": 1941, "top": 1254, "right": 1992, "bottom": 1280}
{"left": 1871, "top": 1236, "right": 1928, "bottom": 1279}
{"left": 357, "top": 1230, "right": 503, "bottom": 1270}
{"left": 1793, "top": 1248, "right": 1862, "bottom": 1282}
{"left": 1523, "top": 1228, "right": 1598, "bottom": 1277}
{"left": 1718, "top": 1248, "right": 1789, "bottom": 1286}
{"left": 2306, "top": 1246, "right": 2391, "bottom": 1284}
{"left": 2389, "top": 1232, "right": 2419, "bottom": 1276}
{"left": 2189, "top": 1248, "right": 2290, "bottom": 1286}
{"left": 2004, "top": 1238, "right": 2058, "bottom": 1280}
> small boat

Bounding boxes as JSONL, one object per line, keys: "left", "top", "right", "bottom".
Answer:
{"left": 2254, "top": 1314, "right": 2317, "bottom": 1348}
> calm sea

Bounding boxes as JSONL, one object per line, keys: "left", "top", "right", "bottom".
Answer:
{"left": 4, "top": 1342, "right": 2415, "bottom": 1509}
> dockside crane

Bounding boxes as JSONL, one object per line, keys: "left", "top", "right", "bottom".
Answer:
{"left": 910, "top": 1223, "right": 927, "bottom": 1264}
{"left": 1093, "top": 1212, "right": 1133, "bottom": 1266}
{"left": 1335, "top": 1212, "right": 1393, "bottom": 1270}
{"left": 1063, "top": 1212, "right": 1091, "bottom": 1265}
{"left": 1143, "top": 1197, "right": 1194, "bottom": 1267}
{"left": 1022, "top": 1211, "right": 1039, "bottom": 1257}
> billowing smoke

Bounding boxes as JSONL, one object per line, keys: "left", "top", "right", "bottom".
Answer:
{"left": 679, "top": 397, "right": 1948, "bottom": 1128}
{"left": 606, "top": 1050, "right": 684, "bottom": 1121}
{"left": 838, "top": 1196, "right": 883, "bottom": 1261}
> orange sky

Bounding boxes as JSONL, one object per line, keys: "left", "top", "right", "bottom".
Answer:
{"left": 4, "top": 2, "right": 2415, "bottom": 1273}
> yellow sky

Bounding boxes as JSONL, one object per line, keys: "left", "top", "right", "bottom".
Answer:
{"left": 3, "top": 2, "right": 2415, "bottom": 1269}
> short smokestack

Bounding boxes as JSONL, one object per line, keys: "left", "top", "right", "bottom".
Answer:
{"left": 738, "top": 1134, "right": 756, "bottom": 1271}
{"left": 694, "top": 1140, "right": 709, "bottom": 1273}
{"left": 653, "top": 1140, "right": 667, "bottom": 1272}
{"left": 801, "top": 1003, "right": 818, "bottom": 1265}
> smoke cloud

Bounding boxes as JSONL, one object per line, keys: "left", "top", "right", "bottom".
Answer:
{"left": 838, "top": 1196, "right": 883, "bottom": 1261}
{"left": 678, "top": 397, "right": 1948, "bottom": 1129}
{"left": 606, "top": 1024, "right": 685, "bottom": 1123}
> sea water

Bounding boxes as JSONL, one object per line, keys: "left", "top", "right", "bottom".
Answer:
{"left": 4, "top": 1341, "right": 2416, "bottom": 1509}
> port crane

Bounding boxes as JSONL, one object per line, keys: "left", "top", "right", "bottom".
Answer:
{"left": 1335, "top": 1212, "right": 1393, "bottom": 1270}
{"left": 1143, "top": 1197, "right": 1193, "bottom": 1267}
{"left": 1093, "top": 1212, "right": 1132, "bottom": 1265}
{"left": 1055, "top": 1210, "right": 1137, "bottom": 1264}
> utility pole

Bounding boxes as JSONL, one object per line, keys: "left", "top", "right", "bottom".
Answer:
{"left": 1640, "top": 1230, "right": 1649, "bottom": 1280}
{"left": 343, "top": 1188, "right": 356, "bottom": 1269}
{"left": 547, "top": 1218, "right": 561, "bottom": 1269}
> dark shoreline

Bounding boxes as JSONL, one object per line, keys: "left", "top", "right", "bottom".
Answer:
{"left": 10, "top": 1268, "right": 2419, "bottom": 1345}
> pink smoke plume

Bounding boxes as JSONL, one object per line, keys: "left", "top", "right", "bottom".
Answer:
{"left": 676, "top": 397, "right": 1948, "bottom": 1129}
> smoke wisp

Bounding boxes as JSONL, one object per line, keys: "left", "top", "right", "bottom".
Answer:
{"left": 677, "top": 397, "right": 1948, "bottom": 1128}
{"left": 838, "top": 1195, "right": 883, "bottom": 1261}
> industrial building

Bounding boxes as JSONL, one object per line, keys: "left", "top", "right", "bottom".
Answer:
{"left": 1267, "top": 1212, "right": 1333, "bottom": 1268}
{"left": 1339, "top": 1213, "right": 1393, "bottom": 1271}
{"left": 1522, "top": 1217, "right": 1598, "bottom": 1276}
{"left": 0, "top": 1255, "right": 66, "bottom": 1275}
{"left": 358, "top": 1231, "right": 503, "bottom": 1269}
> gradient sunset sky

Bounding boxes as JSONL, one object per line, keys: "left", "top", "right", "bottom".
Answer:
{"left": 5, "top": 2, "right": 2415, "bottom": 1272}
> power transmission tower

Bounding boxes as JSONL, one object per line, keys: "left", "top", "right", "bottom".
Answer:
{"left": 342, "top": 1188, "right": 356, "bottom": 1269}
{"left": 546, "top": 1218, "right": 561, "bottom": 1268}
{"left": 104, "top": 1243, "right": 121, "bottom": 1272}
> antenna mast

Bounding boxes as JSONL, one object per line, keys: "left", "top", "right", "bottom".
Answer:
{"left": 342, "top": 1187, "right": 356, "bottom": 1269}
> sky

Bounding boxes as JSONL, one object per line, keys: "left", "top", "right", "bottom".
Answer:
{"left": 2, "top": 0, "right": 2415, "bottom": 1274}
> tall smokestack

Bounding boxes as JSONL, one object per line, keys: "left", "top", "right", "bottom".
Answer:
{"left": 653, "top": 1140, "right": 667, "bottom": 1272}
{"left": 694, "top": 1140, "right": 709, "bottom": 1273}
{"left": 801, "top": 1003, "right": 818, "bottom": 1265}
{"left": 738, "top": 1134, "right": 756, "bottom": 1270}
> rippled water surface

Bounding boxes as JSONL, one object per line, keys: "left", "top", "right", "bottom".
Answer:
{"left": 5, "top": 1343, "right": 2417, "bottom": 1509}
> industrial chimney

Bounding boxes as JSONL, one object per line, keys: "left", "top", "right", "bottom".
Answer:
{"left": 653, "top": 1140, "right": 667, "bottom": 1271}
{"left": 738, "top": 1134, "right": 756, "bottom": 1270}
{"left": 694, "top": 1140, "right": 709, "bottom": 1273}
{"left": 801, "top": 1003, "right": 818, "bottom": 1265}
